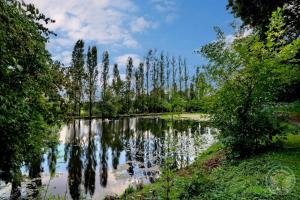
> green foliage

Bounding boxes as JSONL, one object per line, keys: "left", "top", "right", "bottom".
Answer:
{"left": 102, "top": 50, "right": 110, "bottom": 99}
{"left": 227, "top": 0, "right": 300, "bottom": 40}
{"left": 163, "top": 92, "right": 186, "bottom": 112}
{"left": 199, "top": 9, "right": 300, "bottom": 157}
{"left": 85, "top": 46, "right": 98, "bottom": 117}
{"left": 179, "top": 171, "right": 214, "bottom": 199}
{"left": 69, "top": 39, "right": 85, "bottom": 116}
{"left": 111, "top": 63, "right": 124, "bottom": 114}
{"left": 124, "top": 57, "right": 133, "bottom": 113}
{"left": 275, "top": 101, "right": 300, "bottom": 117}
{"left": 0, "top": 0, "right": 63, "bottom": 191}
{"left": 126, "top": 137, "right": 300, "bottom": 199}
{"left": 161, "top": 156, "right": 176, "bottom": 200}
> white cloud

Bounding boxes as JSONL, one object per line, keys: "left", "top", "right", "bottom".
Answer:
{"left": 52, "top": 51, "right": 72, "bottom": 66}
{"left": 151, "top": 0, "right": 177, "bottom": 12}
{"left": 225, "top": 34, "right": 235, "bottom": 44}
{"left": 114, "top": 54, "right": 142, "bottom": 69}
{"left": 225, "top": 28, "right": 253, "bottom": 45}
{"left": 130, "top": 17, "right": 159, "bottom": 33}
{"left": 24, "top": 0, "right": 160, "bottom": 65}
{"left": 150, "top": 0, "right": 178, "bottom": 23}
{"left": 26, "top": 0, "right": 139, "bottom": 47}
{"left": 165, "top": 14, "right": 177, "bottom": 23}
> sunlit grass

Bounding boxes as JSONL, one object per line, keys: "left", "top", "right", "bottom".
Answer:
{"left": 125, "top": 133, "right": 300, "bottom": 199}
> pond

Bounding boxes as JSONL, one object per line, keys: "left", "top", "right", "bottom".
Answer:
{"left": 0, "top": 117, "right": 217, "bottom": 200}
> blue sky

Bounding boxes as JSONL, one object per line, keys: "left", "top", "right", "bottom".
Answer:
{"left": 27, "top": 0, "right": 236, "bottom": 77}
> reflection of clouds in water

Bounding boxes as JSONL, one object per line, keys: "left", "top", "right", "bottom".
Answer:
{"left": 2, "top": 117, "right": 216, "bottom": 199}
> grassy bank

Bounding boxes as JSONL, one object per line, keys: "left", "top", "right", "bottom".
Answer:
{"left": 122, "top": 132, "right": 300, "bottom": 200}
{"left": 160, "top": 113, "right": 210, "bottom": 121}
{"left": 69, "top": 112, "right": 210, "bottom": 121}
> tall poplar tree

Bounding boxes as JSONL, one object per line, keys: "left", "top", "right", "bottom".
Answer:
{"left": 125, "top": 57, "right": 133, "bottom": 113}
{"left": 71, "top": 40, "right": 85, "bottom": 116}
{"left": 112, "top": 63, "right": 123, "bottom": 114}
{"left": 135, "top": 70, "right": 140, "bottom": 98}
{"left": 166, "top": 54, "right": 170, "bottom": 96}
{"left": 159, "top": 52, "right": 165, "bottom": 99}
{"left": 171, "top": 56, "right": 177, "bottom": 93}
{"left": 86, "top": 46, "right": 98, "bottom": 117}
{"left": 138, "top": 62, "right": 145, "bottom": 96}
{"left": 134, "top": 62, "right": 145, "bottom": 113}
{"left": 102, "top": 51, "right": 109, "bottom": 100}
{"left": 178, "top": 56, "right": 182, "bottom": 92}
{"left": 112, "top": 63, "right": 122, "bottom": 96}
{"left": 183, "top": 58, "right": 188, "bottom": 97}
{"left": 145, "top": 49, "right": 153, "bottom": 96}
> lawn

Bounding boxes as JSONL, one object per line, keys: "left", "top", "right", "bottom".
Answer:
{"left": 161, "top": 113, "right": 211, "bottom": 121}
{"left": 121, "top": 132, "right": 300, "bottom": 200}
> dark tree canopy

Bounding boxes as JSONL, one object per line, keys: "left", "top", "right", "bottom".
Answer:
{"left": 0, "top": 0, "right": 64, "bottom": 194}
{"left": 227, "top": 0, "right": 300, "bottom": 39}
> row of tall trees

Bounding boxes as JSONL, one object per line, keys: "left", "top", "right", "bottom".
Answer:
{"left": 66, "top": 45, "right": 208, "bottom": 117}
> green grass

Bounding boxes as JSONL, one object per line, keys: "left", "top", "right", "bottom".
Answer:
{"left": 275, "top": 101, "right": 300, "bottom": 117}
{"left": 160, "top": 113, "right": 210, "bottom": 121}
{"left": 123, "top": 133, "right": 300, "bottom": 200}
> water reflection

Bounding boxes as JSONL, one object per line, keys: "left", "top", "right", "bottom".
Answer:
{"left": 84, "top": 120, "right": 96, "bottom": 196}
{"left": 0, "top": 117, "right": 216, "bottom": 200}
{"left": 67, "top": 121, "right": 83, "bottom": 200}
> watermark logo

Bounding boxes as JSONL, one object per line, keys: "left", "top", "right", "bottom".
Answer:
{"left": 265, "top": 165, "right": 296, "bottom": 195}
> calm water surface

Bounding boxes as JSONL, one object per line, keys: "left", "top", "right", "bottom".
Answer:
{"left": 0, "top": 117, "right": 216, "bottom": 199}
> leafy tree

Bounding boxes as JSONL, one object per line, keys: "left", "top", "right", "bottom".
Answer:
{"left": 227, "top": 0, "right": 300, "bottom": 40}
{"left": 112, "top": 63, "right": 122, "bottom": 97}
{"left": 145, "top": 49, "right": 153, "bottom": 96}
{"left": 163, "top": 93, "right": 186, "bottom": 112}
{"left": 189, "top": 69, "right": 211, "bottom": 112}
{"left": 125, "top": 57, "right": 134, "bottom": 113}
{"left": 135, "top": 62, "right": 145, "bottom": 113}
{"left": 152, "top": 55, "right": 158, "bottom": 93}
{"left": 85, "top": 46, "right": 98, "bottom": 117}
{"left": 139, "top": 62, "right": 145, "bottom": 97}
{"left": 166, "top": 54, "right": 171, "bottom": 99}
{"left": 70, "top": 40, "right": 85, "bottom": 116}
{"left": 178, "top": 56, "right": 183, "bottom": 92}
{"left": 0, "top": 0, "right": 64, "bottom": 196}
{"left": 102, "top": 50, "right": 109, "bottom": 100}
{"left": 112, "top": 63, "right": 123, "bottom": 114}
{"left": 183, "top": 58, "right": 188, "bottom": 97}
{"left": 159, "top": 52, "right": 165, "bottom": 99}
{"left": 199, "top": 12, "right": 300, "bottom": 157}
{"left": 171, "top": 56, "right": 177, "bottom": 93}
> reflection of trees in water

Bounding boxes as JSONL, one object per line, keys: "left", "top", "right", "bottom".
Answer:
{"left": 1, "top": 117, "right": 211, "bottom": 200}
{"left": 67, "top": 121, "right": 83, "bottom": 200}
{"left": 26, "top": 155, "right": 43, "bottom": 199}
{"left": 100, "top": 120, "right": 111, "bottom": 187}
{"left": 124, "top": 118, "right": 134, "bottom": 176}
{"left": 115, "top": 118, "right": 205, "bottom": 182}
{"left": 84, "top": 119, "right": 96, "bottom": 196}
{"left": 111, "top": 120, "right": 123, "bottom": 170}
{"left": 48, "top": 146, "right": 58, "bottom": 178}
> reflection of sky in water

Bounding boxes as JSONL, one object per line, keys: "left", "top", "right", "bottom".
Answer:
{"left": 0, "top": 117, "right": 216, "bottom": 200}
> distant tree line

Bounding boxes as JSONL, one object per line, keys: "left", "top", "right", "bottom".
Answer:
{"left": 65, "top": 42, "right": 210, "bottom": 117}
